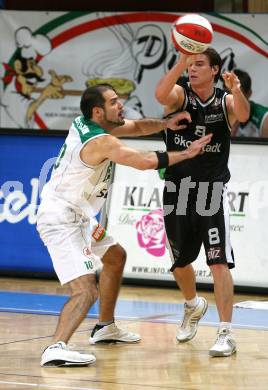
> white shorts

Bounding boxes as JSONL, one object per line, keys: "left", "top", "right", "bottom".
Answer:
{"left": 36, "top": 202, "right": 116, "bottom": 285}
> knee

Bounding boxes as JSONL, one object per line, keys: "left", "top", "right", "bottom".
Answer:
{"left": 103, "top": 243, "right": 127, "bottom": 268}
{"left": 115, "top": 243, "right": 127, "bottom": 262}
{"left": 72, "top": 285, "right": 98, "bottom": 305}
{"left": 173, "top": 263, "right": 192, "bottom": 278}
{"left": 112, "top": 244, "right": 127, "bottom": 267}
{"left": 87, "top": 279, "right": 99, "bottom": 303}
{"left": 209, "top": 263, "right": 229, "bottom": 278}
{"left": 70, "top": 275, "right": 99, "bottom": 304}
{"left": 173, "top": 267, "right": 184, "bottom": 278}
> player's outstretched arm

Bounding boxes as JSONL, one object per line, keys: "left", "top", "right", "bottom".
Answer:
{"left": 110, "top": 111, "right": 191, "bottom": 138}
{"left": 89, "top": 133, "right": 212, "bottom": 171}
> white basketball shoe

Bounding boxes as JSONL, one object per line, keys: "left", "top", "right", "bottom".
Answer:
{"left": 41, "top": 341, "right": 96, "bottom": 367}
{"left": 209, "top": 328, "right": 237, "bottom": 357}
{"left": 176, "top": 297, "right": 208, "bottom": 342}
{"left": 89, "top": 323, "right": 141, "bottom": 344}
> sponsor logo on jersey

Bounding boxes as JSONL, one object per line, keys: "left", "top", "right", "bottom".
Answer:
{"left": 189, "top": 94, "right": 197, "bottom": 106}
{"left": 207, "top": 246, "right": 222, "bottom": 260}
{"left": 174, "top": 134, "right": 192, "bottom": 147}
{"left": 205, "top": 113, "right": 224, "bottom": 123}
{"left": 83, "top": 246, "right": 93, "bottom": 258}
{"left": 174, "top": 134, "right": 221, "bottom": 152}
{"left": 75, "top": 116, "right": 89, "bottom": 134}
{"left": 92, "top": 223, "right": 106, "bottom": 241}
{"left": 213, "top": 97, "right": 221, "bottom": 107}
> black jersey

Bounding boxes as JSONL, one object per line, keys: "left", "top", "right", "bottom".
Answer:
{"left": 163, "top": 85, "right": 232, "bottom": 183}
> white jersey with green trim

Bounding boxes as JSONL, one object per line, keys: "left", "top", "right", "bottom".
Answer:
{"left": 40, "top": 116, "right": 112, "bottom": 217}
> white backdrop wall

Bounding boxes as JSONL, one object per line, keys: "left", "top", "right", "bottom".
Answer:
{"left": 0, "top": 11, "right": 267, "bottom": 129}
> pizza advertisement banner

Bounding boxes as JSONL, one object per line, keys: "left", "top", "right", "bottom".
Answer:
{"left": 0, "top": 11, "right": 268, "bottom": 130}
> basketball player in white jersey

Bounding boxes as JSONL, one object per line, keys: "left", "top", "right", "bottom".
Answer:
{"left": 37, "top": 83, "right": 212, "bottom": 367}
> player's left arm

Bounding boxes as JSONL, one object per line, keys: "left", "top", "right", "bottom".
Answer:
{"left": 222, "top": 71, "right": 250, "bottom": 126}
{"left": 110, "top": 111, "right": 191, "bottom": 137}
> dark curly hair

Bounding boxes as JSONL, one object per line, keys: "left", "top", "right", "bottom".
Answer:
{"left": 80, "top": 84, "right": 116, "bottom": 119}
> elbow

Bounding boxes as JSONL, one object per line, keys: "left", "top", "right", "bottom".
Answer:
{"left": 239, "top": 111, "right": 250, "bottom": 123}
{"left": 236, "top": 101, "right": 250, "bottom": 123}
{"left": 155, "top": 89, "right": 166, "bottom": 105}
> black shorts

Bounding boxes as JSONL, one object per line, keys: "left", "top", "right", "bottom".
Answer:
{"left": 163, "top": 180, "right": 235, "bottom": 271}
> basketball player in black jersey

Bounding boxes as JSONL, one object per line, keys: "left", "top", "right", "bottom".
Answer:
{"left": 155, "top": 47, "right": 249, "bottom": 357}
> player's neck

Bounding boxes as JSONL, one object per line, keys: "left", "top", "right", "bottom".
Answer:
{"left": 191, "top": 84, "right": 215, "bottom": 102}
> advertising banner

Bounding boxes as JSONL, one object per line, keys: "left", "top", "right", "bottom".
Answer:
{"left": 0, "top": 133, "right": 64, "bottom": 273}
{"left": 106, "top": 139, "right": 268, "bottom": 288}
{"left": 0, "top": 11, "right": 268, "bottom": 130}
{"left": 1, "top": 135, "right": 268, "bottom": 287}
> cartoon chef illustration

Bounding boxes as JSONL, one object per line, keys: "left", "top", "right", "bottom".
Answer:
{"left": 1, "top": 26, "right": 72, "bottom": 128}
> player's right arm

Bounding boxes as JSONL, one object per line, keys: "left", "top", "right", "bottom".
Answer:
{"left": 80, "top": 133, "right": 212, "bottom": 170}
{"left": 222, "top": 71, "right": 250, "bottom": 126}
{"left": 155, "top": 53, "right": 189, "bottom": 112}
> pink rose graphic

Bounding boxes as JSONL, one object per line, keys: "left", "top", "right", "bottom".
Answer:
{"left": 136, "top": 209, "right": 166, "bottom": 257}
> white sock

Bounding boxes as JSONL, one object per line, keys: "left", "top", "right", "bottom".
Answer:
{"left": 219, "top": 322, "right": 232, "bottom": 331}
{"left": 186, "top": 296, "right": 199, "bottom": 308}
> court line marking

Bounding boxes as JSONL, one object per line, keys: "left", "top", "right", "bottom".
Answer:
{"left": 0, "top": 374, "right": 185, "bottom": 390}
{"left": 1, "top": 291, "right": 268, "bottom": 331}
{"left": 0, "top": 381, "right": 101, "bottom": 390}
{"left": 148, "top": 318, "right": 268, "bottom": 330}
{"left": 0, "top": 309, "right": 268, "bottom": 331}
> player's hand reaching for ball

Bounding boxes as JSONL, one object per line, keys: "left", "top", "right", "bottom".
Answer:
{"left": 186, "top": 133, "right": 213, "bottom": 158}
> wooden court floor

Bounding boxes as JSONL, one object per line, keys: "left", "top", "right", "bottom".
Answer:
{"left": 0, "top": 277, "right": 267, "bottom": 390}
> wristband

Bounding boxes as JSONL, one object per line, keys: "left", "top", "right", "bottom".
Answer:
{"left": 155, "top": 151, "right": 169, "bottom": 169}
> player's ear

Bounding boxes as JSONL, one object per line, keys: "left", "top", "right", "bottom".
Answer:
{"left": 212, "top": 65, "right": 219, "bottom": 77}
{"left": 92, "top": 106, "right": 103, "bottom": 118}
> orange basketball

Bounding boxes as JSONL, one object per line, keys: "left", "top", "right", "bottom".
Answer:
{"left": 171, "top": 14, "right": 213, "bottom": 54}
